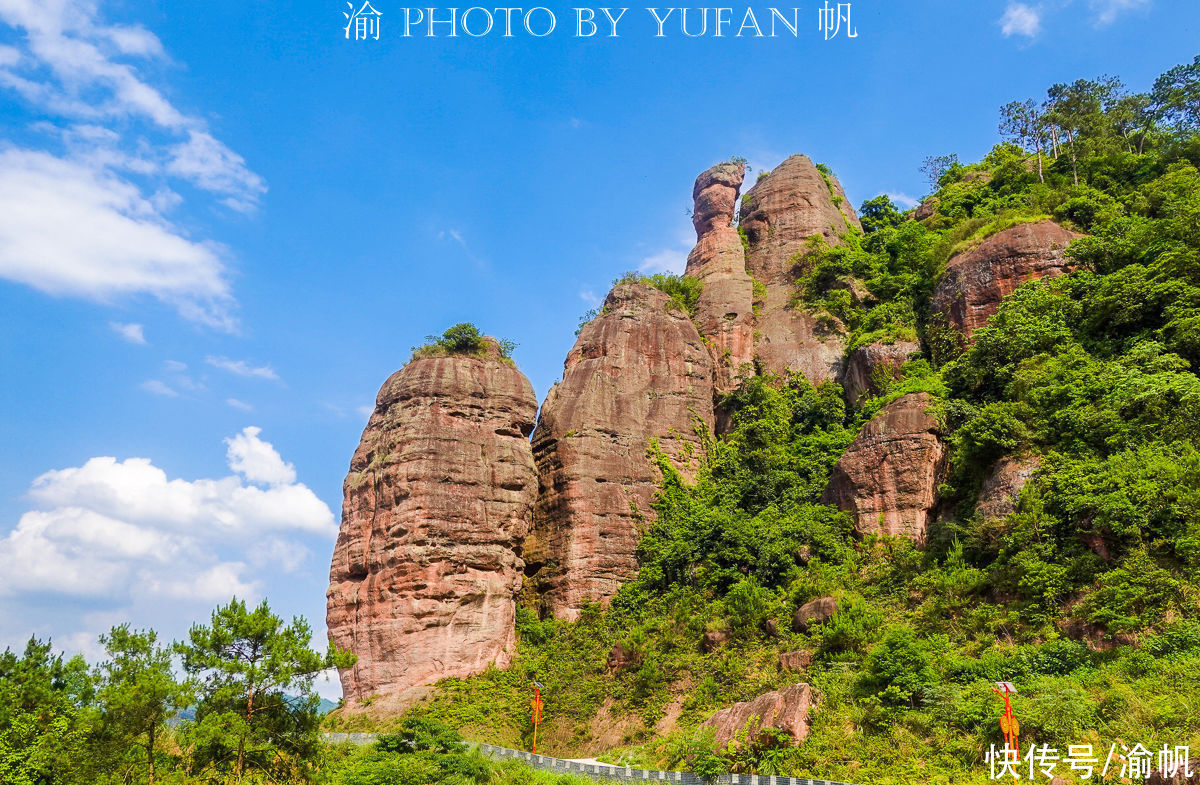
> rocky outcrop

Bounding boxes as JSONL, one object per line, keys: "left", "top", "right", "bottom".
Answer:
{"left": 975, "top": 455, "right": 1039, "bottom": 521}
{"left": 913, "top": 197, "right": 938, "bottom": 221}
{"left": 527, "top": 283, "right": 715, "bottom": 620}
{"left": 792, "top": 596, "right": 838, "bottom": 633}
{"left": 779, "top": 650, "right": 813, "bottom": 672}
{"left": 740, "top": 155, "right": 860, "bottom": 280}
{"left": 932, "top": 220, "right": 1081, "bottom": 341}
{"left": 702, "top": 684, "right": 815, "bottom": 749}
{"left": 684, "top": 161, "right": 755, "bottom": 394}
{"left": 607, "top": 643, "right": 642, "bottom": 672}
{"left": 326, "top": 341, "right": 538, "bottom": 710}
{"left": 738, "top": 155, "right": 860, "bottom": 384}
{"left": 823, "top": 393, "right": 946, "bottom": 543}
{"left": 840, "top": 340, "right": 920, "bottom": 407}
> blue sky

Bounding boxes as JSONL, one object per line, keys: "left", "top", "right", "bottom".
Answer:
{"left": 0, "top": 0, "right": 1196, "bottom": 696}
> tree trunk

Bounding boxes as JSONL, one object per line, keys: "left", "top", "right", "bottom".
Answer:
{"left": 1065, "top": 127, "right": 1079, "bottom": 185}
{"left": 147, "top": 727, "right": 156, "bottom": 785}
{"left": 237, "top": 685, "right": 256, "bottom": 780}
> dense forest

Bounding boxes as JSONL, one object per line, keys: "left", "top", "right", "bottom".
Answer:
{"left": 5, "top": 56, "right": 1200, "bottom": 785}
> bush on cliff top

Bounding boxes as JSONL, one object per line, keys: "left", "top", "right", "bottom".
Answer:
{"left": 612, "top": 272, "right": 704, "bottom": 317}
{"left": 410, "top": 323, "right": 517, "bottom": 362}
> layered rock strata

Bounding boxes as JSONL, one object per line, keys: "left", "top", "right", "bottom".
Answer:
{"left": 326, "top": 341, "right": 538, "bottom": 708}
{"left": 526, "top": 283, "right": 715, "bottom": 620}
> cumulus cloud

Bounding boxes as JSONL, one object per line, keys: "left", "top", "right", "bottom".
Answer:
{"left": 0, "top": 0, "right": 264, "bottom": 327}
{"left": 0, "top": 427, "right": 334, "bottom": 608}
{"left": 226, "top": 397, "right": 252, "bottom": 411}
{"left": 205, "top": 355, "right": 280, "bottom": 381}
{"left": 1000, "top": 2, "right": 1042, "bottom": 37}
{"left": 224, "top": 426, "right": 296, "bottom": 486}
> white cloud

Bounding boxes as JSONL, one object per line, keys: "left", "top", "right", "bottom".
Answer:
{"left": 205, "top": 355, "right": 280, "bottom": 381}
{"left": 140, "top": 379, "right": 176, "bottom": 397}
{"left": 109, "top": 321, "right": 146, "bottom": 344}
{"left": 579, "top": 288, "right": 601, "bottom": 307}
{"left": 0, "top": 0, "right": 264, "bottom": 327}
{"left": 166, "top": 131, "right": 267, "bottom": 213}
{"left": 638, "top": 248, "right": 688, "bottom": 275}
{"left": 356, "top": 404, "right": 375, "bottom": 419}
{"left": 225, "top": 426, "right": 296, "bottom": 486}
{"left": 1000, "top": 2, "right": 1041, "bottom": 37}
{"left": 886, "top": 192, "right": 920, "bottom": 210}
{"left": 226, "top": 397, "right": 252, "bottom": 411}
{"left": 1089, "top": 0, "right": 1149, "bottom": 25}
{"left": 0, "top": 427, "right": 334, "bottom": 605}
{"left": 0, "top": 149, "right": 236, "bottom": 329}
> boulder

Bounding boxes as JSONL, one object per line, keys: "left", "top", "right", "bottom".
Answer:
{"left": 701, "top": 628, "right": 733, "bottom": 653}
{"left": 1148, "top": 768, "right": 1200, "bottom": 785}
{"left": 527, "top": 283, "right": 715, "bottom": 619}
{"left": 975, "top": 455, "right": 1039, "bottom": 522}
{"left": 792, "top": 596, "right": 839, "bottom": 633}
{"left": 823, "top": 392, "right": 947, "bottom": 543}
{"left": 913, "top": 197, "right": 938, "bottom": 221}
{"left": 684, "top": 160, "right": 755, "bottom": 394}
{"left": 779, "top": 650, "right": 814, "bottom": 672}
{"left": 326, "top": 341, "right": 539, "bottom": 711}
{"left": 702, "top": 683, "right": 815, "bottom": 749}
{"left": 840, "top": 340, "right": 920, "bottom": 407}
{"left": 607, "top": 643, "right": 642, "bottom": 672}
{"left": 932, "top": 220, "right": 1082, "bottom": 342}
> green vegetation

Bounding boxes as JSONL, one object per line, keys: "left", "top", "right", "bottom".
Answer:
{"left": 611, "top": 271, "right": 704, "bottom": 317}
{"left": 0, "top": 600, "right": 358, "bottom": 785}
{"left": 329, "top": 719, "right": 593, "bottom": 785}
{"left": 8, "top": 57, "right": 1200, "bottom": 785}
{"left": 411, "top": 323, "right": 517, "bottom": 362}
{"left": 397, "top": 58, "right": 1200, "bottom": 784}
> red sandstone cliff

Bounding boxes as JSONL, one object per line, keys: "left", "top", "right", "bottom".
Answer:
{"left": 525, "top": 283, "right": 714, "bottom": 620}
{"left": 326, "top": 341, "right": 538, "bottom": 710}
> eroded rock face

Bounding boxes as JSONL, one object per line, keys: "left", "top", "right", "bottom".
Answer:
{"left": 702, "top": 683, "right": 815, "bottom": 749}
{"left": 932, "top": 220, "right": 1081, "bottom": 341}
{"left": 841, "top": 340, "right": 921, "bottom": 407}
{"left": 975, "top": 455, "right": 1039, "bottom": 522}
{"left": 326, "top": 343, "right": 538, "bottom": 710}
{"left": 685, "top": 161, "right": 755, "bottom": 394}
{"left": 528, "top": 283, "right": 715, "bottom": 620}
{"left": 823, "top": 392, "right": 946, "bottom": 543}
{"left": 738, "top": 154, "right": 860, "bottom": 384}
{"left": 739, "top": 154, "right": 860, "bottom": 282}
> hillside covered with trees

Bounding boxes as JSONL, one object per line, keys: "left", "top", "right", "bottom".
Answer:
{"left": 5, "top": 56, "right": 1200, "bottom": 785}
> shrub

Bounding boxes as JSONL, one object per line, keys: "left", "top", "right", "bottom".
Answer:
{"left": 411, "top": 323, "right": 517, "bottom": 361}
